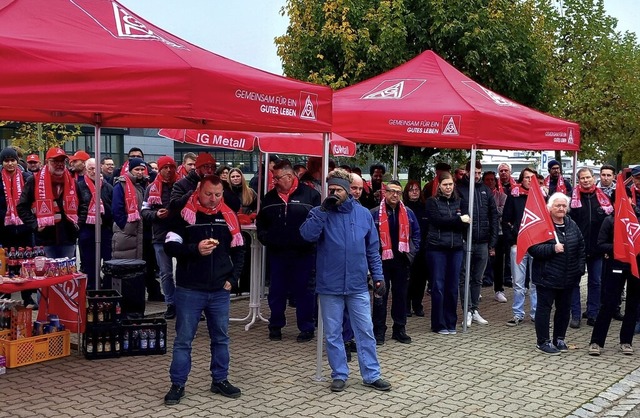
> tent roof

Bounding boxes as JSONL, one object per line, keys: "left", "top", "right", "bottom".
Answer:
{"left": 0, "top": 0, "right": 332, "bottom": 132}
{"left": 333, "top": 50, "right": 579, "bottom": 151}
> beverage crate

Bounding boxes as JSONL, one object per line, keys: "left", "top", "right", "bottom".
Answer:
{"left": 86, "top": 289, "right": 122, "bottom": 325}
{"left": 0, "top": 330, "right": 70, "bottom": 368}
{"left": 0, "top": 329, "right": 10, "bottom": 340}
{"left": 83, "top": 323, "right": 121, "bottom": 360}
{"left": 121, "top": 318, "right": 167, "bottom": 356}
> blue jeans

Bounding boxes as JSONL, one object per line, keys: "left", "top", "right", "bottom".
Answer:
{"left": 459, "top": 242, "right": 489, "bottom": 312}
{"left": 510, "top": 246, "right": 536, "bottom": 320}
{"left": 318, "top": 292, "right": 381, "bottom": 383}
{"left": 571, "top": 256, "right": 602, "bottom": 320}
{"left": 154, "top": 243, "right": 175, "bottom": 305}
{"left": 428, "top": 249, "right": 463, "bottom": 332}
{"left": 169, "top": 286, "right": 231, "bottom": 386}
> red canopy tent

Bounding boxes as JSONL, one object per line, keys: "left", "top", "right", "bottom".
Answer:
{"left": 0, "top": 0, "right": 332, "bottom": 132}
{"left": 333, "top": 50, "right": 579, "bottom": 151}
{"left": 158, "top": 129, "right": 357, "bottom": 157}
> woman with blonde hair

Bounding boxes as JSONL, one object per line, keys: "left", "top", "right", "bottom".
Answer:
{"left": 228, "top": 167, "right": 257, "bottom": 214}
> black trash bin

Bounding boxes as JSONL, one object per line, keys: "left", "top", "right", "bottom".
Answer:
{"left": 102, "top": 259, "right": 146, "bottom": 319}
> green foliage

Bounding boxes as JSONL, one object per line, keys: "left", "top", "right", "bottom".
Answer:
{"left": 277, "top": 0, "right": 640, "bottom": 174}
{"left": 0, "top": 122, "right": 82, "bottom": 154}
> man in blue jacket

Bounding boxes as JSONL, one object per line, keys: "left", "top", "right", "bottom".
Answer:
{"left": 300, "top": 169, "right": 391, "bottom": 393}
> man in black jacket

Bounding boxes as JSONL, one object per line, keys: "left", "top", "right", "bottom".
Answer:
{"left": 256, "top": 160, "right": 321, "bottom": 342}
{"left": 163, "top": 175, "right": 245, "bottom": 405}
{"left": 456, "top": 161, "right": 498, "bottom": 327}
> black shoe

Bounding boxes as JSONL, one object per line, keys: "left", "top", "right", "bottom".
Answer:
{"left": 211, "top": 380, "right": 241, "bottom": 399}
{"left": 613, "top": 311, "right": 625, "bottom": 321}
{"left": 586, "top": 318, "right": 596, "bottom": 327}
{"left": 414, "top": 309, "right": 425, "bottom": 317}
{"left": 164, "top": 384, "right": 185, "bottom": 405}
{"left": 296, "top": 331, "right": 314, "bottom": 343}
{"left": 375, "top": 338, "right": 384, "bottom": 346}
{"left": 363, "top": 378, "right": 391, "bottom": 391}
{"left": 569, "top": 319, "right": 580, "bottom": 329}
{"left": 269, "top": 328, "right": 282, "bottom": 341}
{"left": 330, "top": 379, "right": 346, "bottom": 392}
{"left": 349, "top": 340, "right": 357, "bottom": 352}
{"left": 582, "top": 312, "right": 588, "bottom": 319}
{"left": 555, "top": 339, "right": 569, "bottom": 353}
{"left": 200, "top": 313, "right": 206, "bottom": 322}
{"left": 391, "top": 329, "right": 412, "bottom": 344}
{"left": 164, "top": 304, "right": 176, "bottom": 320}
{"left": 406, "top": 310, "right": 413, "bottom": 317}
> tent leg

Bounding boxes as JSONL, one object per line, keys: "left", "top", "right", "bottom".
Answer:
{"left": 462, "top": 146, "right": 477, "bottom": 332}
{"left": 393, "top": 145, "right": 399, "bottom": 180}
{"left": 94, "top": 121, "right": 102, "bottom": 290}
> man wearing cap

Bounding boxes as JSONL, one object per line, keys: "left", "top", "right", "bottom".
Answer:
{"left": 18, "top": 147, "right": 87, "bottom": 259}
{"left": 300, "top": 169, "right": 391, "bottom": 393}
{"left": 26, "top": 154, "right": 41, "bottom": 173}
{"left": 256, "top": 160, "right": 321, "bottom": 342}
{"left": 77, "top": 158, "right": 113, "bottom": 290}
{"left": 0, "top": 147, "right": 35, "bottom": 305}
{"left": 370, "top": 180, "right": 421, "bottom": 345}
{"left": 142, "top": 156, "right": 179, "bottom": 319}
{"left": 423, "top": 162, "right": 452, "bottom": 199}
{"left": 69, "top": 150, "right": 90, "bottom": 180}
{"left": 545, "top": 159, "right": 573, "bottom": 196}
{"left": 170, "top": 152, "right": 241, "bottom": 214}
{"left": 111, "top": 157, "right": 147, "bottom": 261}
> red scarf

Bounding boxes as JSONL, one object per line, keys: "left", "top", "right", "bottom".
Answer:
{"left": 570, "top": 185, "right": 613, "bottom": 214}
{"left": 377, "top": 200, "right": 410, "bottom": 260}
{"left": 147, "top": 174, "right": 175, "bottom": 205}
{"left": 123, "top": 175, "right": 141, "bottom": 222}
{"left": 84, "top": 176, "right": 105, "bottom": 225}
{"left": 510, "top": 184, "right": 529, "bottom": 197}
{"left": 498, "top": 177, "right": 517, "bottom": 194}
{"left": 2, "top": 169, "right": 24, "bottom": 226}
{"left": 176, "top": 165, "right": 190, "bottom": 180}
{"left": 277, "top": 176, "right": 299, "bottom": 204}
{"left": 34, "top": 165, "right": 78, "bottom": 228}
{"left": 430, "top": 178, "right": 439, "bottom": 196}
{"left": 544, "top": 174, "right": 567, "bottom": 194}
{"left": 181, "top": 189, "right": 243, "bottom": 247}
{"left": 362, "top": 180, "right": 371, "bottom": 194}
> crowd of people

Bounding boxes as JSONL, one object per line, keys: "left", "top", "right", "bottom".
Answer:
{"left": 1, "top": 146, "right": 639, "bottom": 402}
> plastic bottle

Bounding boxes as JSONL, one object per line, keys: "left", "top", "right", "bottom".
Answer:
{"left": 0, "top": 245, "right": 6, "bottom": 276}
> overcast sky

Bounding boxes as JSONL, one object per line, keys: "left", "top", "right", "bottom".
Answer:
{"left": 118, "top": 0, "right": 639, "bottom": 75}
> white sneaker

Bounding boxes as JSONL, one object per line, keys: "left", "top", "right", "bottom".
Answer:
{"left": 472, "top": 310, "right": 489, "bottom": 325}
{"left": 465, "top": 311, "right": 472, "bottom": 327}
{"left": 495, "top": 291, "right": 507, "bottom": 303}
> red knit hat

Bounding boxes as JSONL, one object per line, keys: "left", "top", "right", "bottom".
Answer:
{"left": 157, "top": 155, "right": 176, "bottom": 170}
{"left": 195, "top": 152, "right": 215, "bottom": 168}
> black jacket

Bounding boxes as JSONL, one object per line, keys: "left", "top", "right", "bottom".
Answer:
{"left": 456, "top": 177, "right": 498, "bottom": 247}
{"left": 164, "top": 211, "right": 245, "bottom": 291}
{"left": 528, "top": 216, "right": 585, "bottom": 289}
{"left": 597, "top": 215, "right": 633, "bottom": 272}
{"left": 0, "top": 169, "right": 33, "bottom": 240}
{"left": 142, "top": 180, "right": 176, "bottom": 244}
{"left": 502, "top": 191, "right": 528, "bottom": 246}
{"left": 17, "top": 174, "right": 88, "bottom": 246}
{"left": 256, "top": 183, "right": 320, "bottom": 253}
{"left": 77, "top": 178, "right": 113, "bottom": 231}
{"left": 570, "top": 190, "right": 609, "bottom": 256}
{"left": 425, "top": 194, "right": 468, "bottom": 250}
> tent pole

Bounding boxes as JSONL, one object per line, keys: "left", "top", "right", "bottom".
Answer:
{"left": 314, "top": 132, "right": 330, "bottom": 382}
{"left": 93, "top": 119, "right": 102, "bottom": 290}
{"left": 393, "top": 145, "right": 399, "bottom": 180}
{"left": 571, "top": 151, "right": 578, "bottom": 187}
{"left": 462, "top": 146, "right": 477, "bottom": 332}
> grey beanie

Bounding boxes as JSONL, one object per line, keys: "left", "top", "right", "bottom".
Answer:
{"left": 328, "top": 177, "right": 351, "bottom": 194}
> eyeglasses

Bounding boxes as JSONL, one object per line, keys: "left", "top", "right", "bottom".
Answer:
{"left": 385, "top": 189, "right": 402, "bottom": 196}
{"left": 273, "top": 173, "right": 291, "bottom": 181}
{"left": 408, "top": 188, "right": 420, "bottom": 192}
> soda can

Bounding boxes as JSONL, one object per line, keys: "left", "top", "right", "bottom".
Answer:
{"left": 33, "top": 320, "right": 46, "bottom": 336}
{"left": 48, "top": 314, "right": 60, "bottom": 328}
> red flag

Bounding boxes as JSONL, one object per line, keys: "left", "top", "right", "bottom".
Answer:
{"left": 613, "top": 173, "right": 640, "bottom": 278}
{"left": 516, "top": 184, "right": 555, "bottom": 264}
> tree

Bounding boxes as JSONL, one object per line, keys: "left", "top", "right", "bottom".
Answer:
{"left": 0, "top": 122, "right": 82, "bottom": 155}
{"left": 276, "top": 0, "right": 554, "bottom": 180}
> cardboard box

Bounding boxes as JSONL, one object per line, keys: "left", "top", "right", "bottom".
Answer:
{"left": 11, "top": 306, "right": 32, "bottom": 340}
